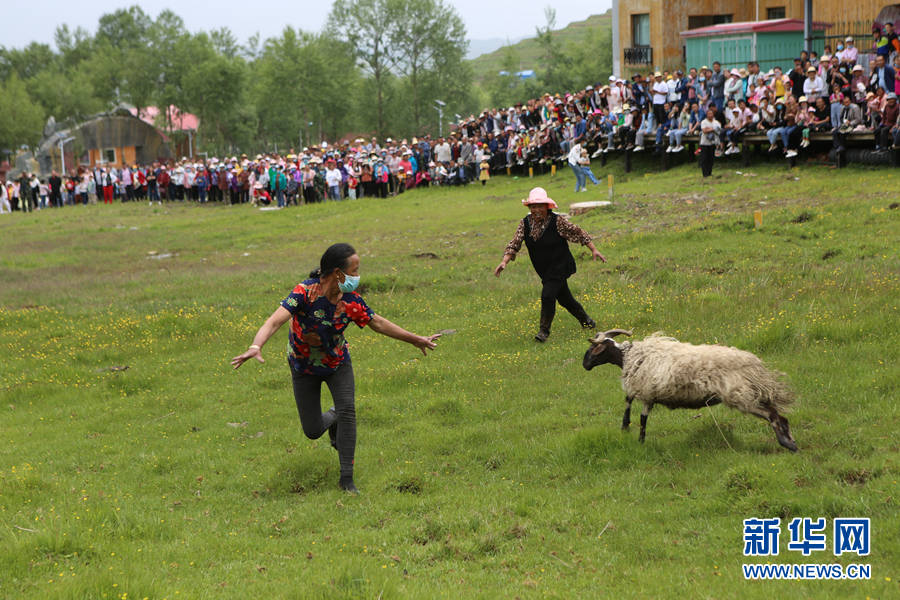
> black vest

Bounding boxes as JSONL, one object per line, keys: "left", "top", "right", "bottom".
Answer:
{"left": 523, "top": 212, "right": 576, "bottom": 280}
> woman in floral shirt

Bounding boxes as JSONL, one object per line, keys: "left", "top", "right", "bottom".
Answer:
{"left": 232, "top": 243, "right": 440, "bottom": 494}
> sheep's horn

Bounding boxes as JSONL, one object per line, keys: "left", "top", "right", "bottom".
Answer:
{"left": 602, "top": 329, "right": 633, "bottom": 339}
{"left": 589, "top": 332, "right": 606, "bottom": 344}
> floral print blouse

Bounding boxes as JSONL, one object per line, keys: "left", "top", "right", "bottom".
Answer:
{"left": 504, "top": 212, "right": 593, "bottom": 259}
{"left": 280, "top": 279, "right": 374, "bottom": 375}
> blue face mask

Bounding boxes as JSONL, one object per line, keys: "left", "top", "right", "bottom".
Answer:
{"left": 840, "top": 68, "right": 847, "bottom": 73}
{"left": 699, "top": 76, "right": 706, "bottom": 81}
{"left": 338, "top": 272, "right": 360, "bottom": 293}
{"left": 837, "top": 45, "right": 844, "bottom": 51}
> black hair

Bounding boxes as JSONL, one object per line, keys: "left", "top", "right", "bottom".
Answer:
{"left": 309, "top": 243, "right": 356, "bottom": 279}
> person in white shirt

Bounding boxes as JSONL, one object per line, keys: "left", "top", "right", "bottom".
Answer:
{"left": 75, "top": 172, "right": 88, "bottom": 204}
{"left": 435, "top": 163, "right": 448, "bottom": 183}
{"left": 651, "top": 71, "right": 668, "bottom": 126}
{"left": 0, "top": 181, "right": 11, "bottom": 214}
{"left": 120, "top": 167, "right": 133, "bottom": 201}
{"left": 666, "top": 74, "right": 680, "bottom": 104}
{"left": 699, "top": 106, "right": 722, "bottom": 177}
{"left": 723, "top": 99, "right": 752, "bottom": 154}
{"left": 802, "top": 66, "right": 825, "bottom": 102}
{"left": 724, "top": 69, "right": 745, "bottom": 102}
{"left": 434, "top": 138, "right": 451, "bottom": 164}
{"left": 325, "top": 163, "right": 342, "bottom": 200}
{"left": 607, "top": 80, "right": 623, "bottom": 114}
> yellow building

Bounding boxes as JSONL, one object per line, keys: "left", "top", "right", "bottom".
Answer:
{"left": 612, "top": 0, "right": 900, "bottom": 74}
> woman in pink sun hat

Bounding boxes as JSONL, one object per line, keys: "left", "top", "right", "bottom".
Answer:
{"left": 494, "top": 187, "right": 607, "bottom": 342}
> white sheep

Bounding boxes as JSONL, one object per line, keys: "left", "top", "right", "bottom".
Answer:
{"left": 582, "top": 329, "right": 798, "bottom": 452}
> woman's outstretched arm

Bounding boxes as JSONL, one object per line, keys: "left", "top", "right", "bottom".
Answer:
{"left": 231, "top": 306, "right": 293, "bottom": 369}
{"left": 368, "top": 314, "right": 440, "bottom": 356}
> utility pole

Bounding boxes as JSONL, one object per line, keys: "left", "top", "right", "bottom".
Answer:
{"left": 803, "top": 0, "right": 812, "bottom": 53}
{"left": 59, "top": 136, "right": 75, "bottom": 175}
{"left": 434, "top": 99, "right": 446, "bottom": 137}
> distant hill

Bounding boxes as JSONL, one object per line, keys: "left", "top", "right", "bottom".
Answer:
{"left": 466, "top": 37, "right": 527, "bottom": 60}
{"left": 467, "top": 11, "right": 612, "bottom": 81}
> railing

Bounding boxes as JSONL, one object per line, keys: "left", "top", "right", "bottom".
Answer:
{"left": 624, "top": 46, "right": 653, "bottom": 64}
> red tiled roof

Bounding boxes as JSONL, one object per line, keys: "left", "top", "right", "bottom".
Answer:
{"left": 129, "top": 105, "right": 200, "bottom": 131}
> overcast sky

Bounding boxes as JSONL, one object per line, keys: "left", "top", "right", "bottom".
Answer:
{"left": 5, "top": 0, "right": 612, "bottom": 52}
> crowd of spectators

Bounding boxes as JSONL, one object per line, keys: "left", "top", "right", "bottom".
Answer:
{"left": 3, "top": 22, "right": 899, "bottom": 213}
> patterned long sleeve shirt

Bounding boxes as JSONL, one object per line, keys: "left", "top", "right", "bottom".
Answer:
{"left": 504, "top": 212, "right": 593, "bottom": 259}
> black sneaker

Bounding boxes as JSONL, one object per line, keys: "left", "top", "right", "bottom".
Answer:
{"left": 581, "top": 318, "right": 596, "bottom": 329}
{"left": 534, "top": 330, "right": 549, "bottom": 342}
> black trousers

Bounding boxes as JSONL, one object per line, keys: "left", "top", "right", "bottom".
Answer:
{"left": 874, "top": 125, "right": 893, "bottom": 148}
{"left": 291, "top": 361, "right": 356, "bottom": 480}
{"left": 699, "top": 145, "right": 715, "bottom": 177}
{"left": 832, "top": 130, "right": 848, "bottom": 151}
{"left": 653, "top": 104, "right": 667, "bottom": 130}
{"left": 540, "top": 277, "right": 589, "bottom": 328}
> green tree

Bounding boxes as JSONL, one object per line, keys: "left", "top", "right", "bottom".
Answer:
{"left": 210, "top": 27, "right": 240, "bottom": 59}
{"left": 53, "top": 25, "right": 94, "bottom": 69}
{"left": 183, "top": 42, "right": 249, "bottom": 154}
{"left": 95, "top": 5, "right": 152, "bottom": 48}
{"left": 392, "top": 0, "right": 468, "bottom": 132}
{"left": 327, "top": 0, "right": 403, "bottom": 137}
{"left": 535, "top": 7, "right": 573, "bottom": 92}
{"left": 0, "top": 74, "right": 46, "bottom": 150}
{"left": 563, "top": 23, "right": 613, "bottom": 88}
{"left": 486, "top": 45, "right": 523, "bottom": 107}
{"left": 310, "top": 35, "right": 362, "bottom": 141}
{"left": 251, "top": 27, "right": 317, "bottom": 149}
{"left": 149, "top": 11, "right": 201, "bottom": 132}
{"left": 251, "top": 28, "right": 361, "bottom": 149}
{"left": 26, "top": 65, "right": 104, "bottom": 123}
{"left": 0, "top": 42, "right": 57, "bottom": 81}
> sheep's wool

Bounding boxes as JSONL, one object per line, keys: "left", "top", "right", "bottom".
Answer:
{"left": 621, "top": 335, "right": 795, "bottom": 415}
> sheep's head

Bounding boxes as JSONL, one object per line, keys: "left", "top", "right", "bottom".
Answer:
{"left": 583, "top": 329, "right": 632, "bottom": 371}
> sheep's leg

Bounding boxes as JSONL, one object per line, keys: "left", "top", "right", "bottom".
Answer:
{"left": 703, "top": 395, "right": 722, "bottom": 407}
{"left": 639, "top": 404, "right": 653, "bottom": 443}
{"left": 769, "top": 410, "right": 798, "bottom": 452}
{"left": 622, "top": 396, "right": 633, "bottom": 430}
{"left": 748, "top": 405, "right": 799, "bottom": 453}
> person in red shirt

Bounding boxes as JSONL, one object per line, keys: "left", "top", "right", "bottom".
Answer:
{"left": 156, "top": 166, "right": 170, "bottom": 201}
{"left": 134, "top": 168, "right": 147, "bottom": 200}
{"left": 876, "top": 92, "right": 899, "bottom": 149}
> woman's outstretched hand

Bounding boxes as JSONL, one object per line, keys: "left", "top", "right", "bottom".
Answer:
{"left": 413, "top": 333, "right": 441, "bottom": 356}
{"left": 591, "top": 249, "right": 607, "bottom": 262}
{"left": 231, "top": 346, "right": 265, "bottom": 370}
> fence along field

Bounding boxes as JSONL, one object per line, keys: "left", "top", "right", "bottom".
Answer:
{"left": 0, "top": 162, "right": 897, "bottom": 598}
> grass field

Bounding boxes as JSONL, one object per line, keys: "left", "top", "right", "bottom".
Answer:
{"left": 1, "top": 160, "right": 898, "bottom": 599}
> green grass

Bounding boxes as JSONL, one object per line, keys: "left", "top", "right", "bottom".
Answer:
{"left": 1, "top": 160, "right": 898, "bottom": 599}
{"left": 468, "top": 11, "right": 612, "bottom": 82}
